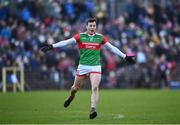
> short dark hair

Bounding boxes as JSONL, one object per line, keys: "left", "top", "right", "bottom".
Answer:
{"left": 86, "top": 18, "right": 97, "bottom": 25}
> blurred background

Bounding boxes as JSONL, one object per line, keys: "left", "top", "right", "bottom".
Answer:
{"left": 0, "top": 0, "right": 180, "bottom": 91}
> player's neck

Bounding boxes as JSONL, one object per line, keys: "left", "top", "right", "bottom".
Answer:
{"left": 86, "top": 31, "right": 96, "bottom": 36}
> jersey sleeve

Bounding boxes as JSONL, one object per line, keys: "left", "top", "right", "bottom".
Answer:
{"left": 104, "top": 42, "right": 126, "bottom": 58}
{"left": 102, "top": 35, "right": 108, "bottom": 44}
{"left": 73, "top": 33, "right": 80, "bottom": 42}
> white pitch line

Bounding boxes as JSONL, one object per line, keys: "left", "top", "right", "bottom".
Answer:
{"left": 113, "top": 113, "right": 125, "bottom": 119}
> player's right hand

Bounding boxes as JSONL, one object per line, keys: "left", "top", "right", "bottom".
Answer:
{"left": 41, "top": 44, "right": 53, "bottom": 52}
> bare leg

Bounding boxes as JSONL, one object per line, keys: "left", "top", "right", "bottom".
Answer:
{"left": 89, "top": 73, "right": 101, "bottom": 119}
{"left": 70, "top": 75, "right": 85, "bottom": 97}
{"left": 64, "top": 75, "right": 85, "bottom": 108}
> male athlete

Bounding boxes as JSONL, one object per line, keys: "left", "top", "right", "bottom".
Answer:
{"left": 41, "top": 18, "right": 135, "bottom": 119}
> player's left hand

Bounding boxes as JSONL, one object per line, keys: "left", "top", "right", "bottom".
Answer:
{"left": 125, "top": 54, "right": 136, "bottom": 64}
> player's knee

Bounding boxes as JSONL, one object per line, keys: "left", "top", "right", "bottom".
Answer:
{"left": 92, "top": 86, "right": 98, "bottom": 92}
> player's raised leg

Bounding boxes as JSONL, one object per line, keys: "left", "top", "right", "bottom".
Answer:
{"left": 89, "top": 73, "right": 101, "bottom": 119}
{"left": 64, "top": 75, "right": 85, "bottom": 108}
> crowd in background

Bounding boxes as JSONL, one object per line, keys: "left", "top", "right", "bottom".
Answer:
{"left": 0, "top": 0, "right": 180, "bottom": 89}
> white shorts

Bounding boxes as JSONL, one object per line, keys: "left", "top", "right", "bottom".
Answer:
{"left": 76, "top": 64, "right": 101, "bottom": 77}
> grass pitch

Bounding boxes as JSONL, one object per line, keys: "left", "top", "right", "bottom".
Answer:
{"left": 0, "top": 89, "right": 180, "bottom": 124}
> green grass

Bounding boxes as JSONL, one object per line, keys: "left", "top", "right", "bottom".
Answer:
{"left": 0, "top": 89, "right": 180, "bottom": 124}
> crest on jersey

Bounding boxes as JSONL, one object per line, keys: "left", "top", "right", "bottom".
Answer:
{"left": 90, "top": 37, "right": 94, "bottom": 42}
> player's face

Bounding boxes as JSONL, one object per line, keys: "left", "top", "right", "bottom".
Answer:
{"left": 86, "top": 21, "right": 96, "bottom": 35}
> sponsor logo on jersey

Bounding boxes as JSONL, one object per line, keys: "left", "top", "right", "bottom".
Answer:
{"left": 78, "top": 42, "right": 101, "bottom": 50}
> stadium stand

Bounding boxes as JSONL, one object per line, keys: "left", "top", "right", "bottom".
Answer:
{"left": 0, "top": 0, "right": 180, "bottom": 90}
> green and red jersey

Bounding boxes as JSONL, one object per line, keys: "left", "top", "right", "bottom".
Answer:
{"left": 73, "top": 32, "right": 108, "bottom": 66}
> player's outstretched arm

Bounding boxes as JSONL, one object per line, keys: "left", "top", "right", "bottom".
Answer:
{"left": 104, "top": 42, "right": 136, "bottom": 64}
{"left": 41, "top": 38, "right": 76, "bottom": 52}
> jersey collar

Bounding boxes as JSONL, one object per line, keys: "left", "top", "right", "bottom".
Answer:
{"left": 85, "top": 32, "right": 96, "bottom": 36}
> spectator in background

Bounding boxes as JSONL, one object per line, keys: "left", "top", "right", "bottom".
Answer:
{"left": 157, "top": 55, "right": 169, "bottom": 88}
